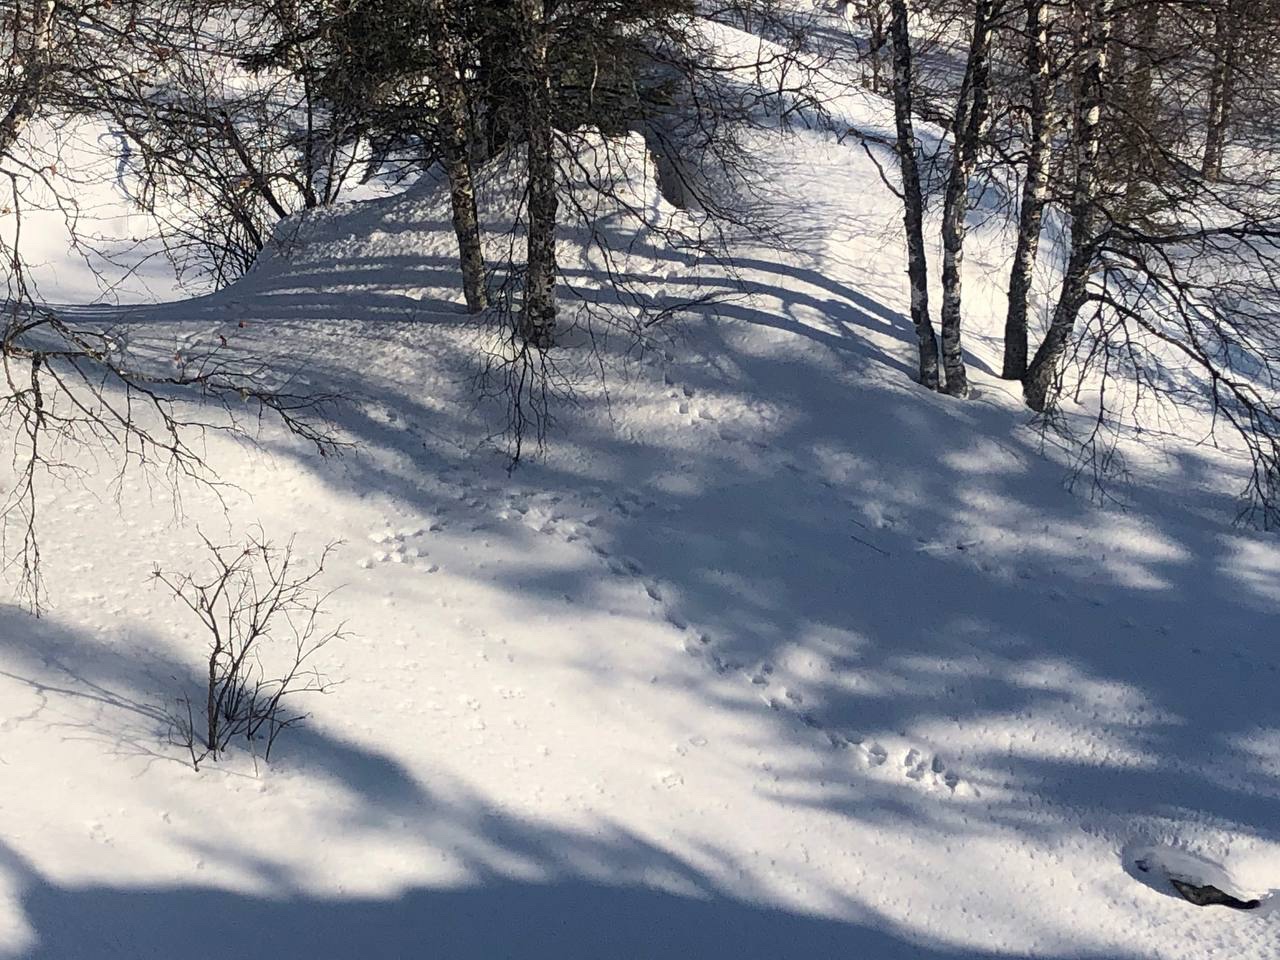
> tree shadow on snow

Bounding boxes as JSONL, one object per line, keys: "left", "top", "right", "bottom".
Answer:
{"left": 0, "top": 611, "right": 1137, "bottom": 960}
{"left": 8, "top": 148, "right": 1280, "bottom": 959}
{"left": 0, "top": 836, "right": 1130, "bottom": 960}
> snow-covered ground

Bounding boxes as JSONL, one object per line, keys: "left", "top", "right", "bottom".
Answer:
{"left": 3, "top": 14, "right": 1280, "bottom": 960}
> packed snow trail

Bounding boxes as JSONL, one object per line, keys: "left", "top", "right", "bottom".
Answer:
{"left": 4, "top": 22, "right": 1280, "bottom": 960}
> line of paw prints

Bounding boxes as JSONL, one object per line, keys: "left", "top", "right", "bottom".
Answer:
{"left": 357, "top": 521, "right": 444, "bottom": 573}
{"left": 585, "top": 539, "right": 972, "bottom": 797}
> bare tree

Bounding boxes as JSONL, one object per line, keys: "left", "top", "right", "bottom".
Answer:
{"left": 0, "top": 0, "right": 350, "bottom": 605}
{"left": 516, "top": 0, "right": 559, "bottom": 348}
{"left": 0, "top": 301, "right": 342, "bottom": 606}
{"left": 1202, "top": 0, "right": 1243, "bottom": 180}
{"left": 1023, "top": 0, "right": 1113, "bottom": 412}
{"left": 424, "top": 0, "right": 488, "bottom": 312}
{"left": 1000, "top": 0, "right": 1052, "bottom": 380}
{"left": 937, "top": 0, "right": 1006, "bottom": 397}
{"left": 888, "top": 0, "right": 942, "bottom": 389}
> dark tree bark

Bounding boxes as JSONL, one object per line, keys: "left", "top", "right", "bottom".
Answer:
{"left": 424, "top": 0, "right": 488, "bottom": 313}
{"left": 517, "top": 0, "right": 557, "bottom": 347}
{"left": 1106, "top": 0, "right": 1162, "bottom": 231}
{"left": 888, "top": 0, "right": 941, "bottom": 390}
{"left": 1202, "top": 0, "right": 1241, "bottom": 180}
{"left": 472, "top": 0, "right": 522, "bottom": 158}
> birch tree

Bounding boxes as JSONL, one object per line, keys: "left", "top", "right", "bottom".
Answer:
{"left": 1022, "top": 0, "right": 1112, "bottom": 412}
{"left": 515, "top": 0, "right": 558, "bottom": 348}
{"left": 888, "top": 0, "right": 942, "bottom": 389}
{"left": 424, "top": 0, "right": 488, "bottom": 312}
{"left": 0, "top": 0, "right": 57, "bottom": 158}
{"left": 937, "top": 0, "right": 1004, "bottom": 397}
{"left": 1000, "top": 0, "right": 1052, "bottom": 380}
{"left": 1202, "top": 0, "right": 1242, "bottom": 180}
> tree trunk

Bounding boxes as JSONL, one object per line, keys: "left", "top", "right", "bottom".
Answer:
{"left": 424, "top": 0, "right": 488, "bottom": 313}
{"left": 1123, "top": 1, "right": 1159, "bottom": 178}
{"left": 937, "top": 0, "right": 998, "bottom": 398}
{"left": 867, "top": 3, "right": 889, "bottom": 95}
{"left": 1001, "top": 0, "right": 1051, "bottom": 380}
{"left": 888, "top": 0, "right": 941, "bottom": 390}
{"left": 0, "top": 0, "right": 58, "bottom": 159}
{"left": 1024, "top": 0, "right": 1113, "bottom": 412}
{"left": 1202, "top": 0, "right": 1240, "bottom": 181}
{"left": 517, "top": 0, "right": 557, "bottom": 348}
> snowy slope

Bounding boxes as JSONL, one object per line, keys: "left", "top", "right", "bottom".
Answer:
{"left": 3, "top": 14, "right": 1280, "bottom": 960}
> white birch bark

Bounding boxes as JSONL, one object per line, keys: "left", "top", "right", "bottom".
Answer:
{"left": 1024, "top": 0, "right": 1113, "bottom": 412}
{"left": 889, "top": 0, "right": 941, "bottom": 390}
{"left": 1001, "top": 0, "right": 1051, "bottom": 380}
{"left": 0, "top": 0, "right": 58, "bottom": 159}
{"left": 937, "top": 0, "right": 999, "bottom": 398}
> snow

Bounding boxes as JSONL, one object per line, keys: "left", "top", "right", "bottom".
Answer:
{"left": 3, "top": 11, "right": 1280, "bottom": 960}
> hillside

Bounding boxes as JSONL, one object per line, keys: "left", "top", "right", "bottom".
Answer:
{"left": 2, "top": 13, "right": 1280, "bottom": 960}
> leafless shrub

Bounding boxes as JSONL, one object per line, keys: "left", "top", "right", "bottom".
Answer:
{"left": 152, "top": 532, "right": 346, "bottom": 770}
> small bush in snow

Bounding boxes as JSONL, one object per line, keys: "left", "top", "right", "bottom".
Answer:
{"left": 154, "top": 533, "right": 345, "bottom": 769}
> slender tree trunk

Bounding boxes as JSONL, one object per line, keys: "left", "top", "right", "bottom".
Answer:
{"left": 1024, "top": 0, "right": 1112, "bottom": 412}
{"left": 206, "top": 641, "right": 221, "bottom": 754}
{"left": 938, "top": 0, "right": 998, "bottom": 397}
{"left": 424, "top": 0, "right": 488, "bottom": 313}
{"left": 888, "top": 0, "right": 941, "bottom": 390}
{"left": 517, "top": 0, "right": 557, "bottom": 347}
{"left": 1202, "top": 0, "right": 1240, "bottom": 181}
{"left": 0, "top": 0, "right": 58, "bottom": 159}
{"left": 1124, "top": 1, "right": 1159, "bottom": 173}
{"left": 1001, "top": 0, "right": 1051, "bottom": 380}
{"left": 867, "top": 3, "right": 888, "bottom": 95}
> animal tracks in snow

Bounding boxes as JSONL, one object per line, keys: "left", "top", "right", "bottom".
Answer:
{"left": 667, "top": 378, "right": 720, "bottom": 424}
{"left": 358, "top": 519, "right": 444, "bottom": 573}
{"left": 350, "top": 463, "right": 974, "bottom": 800}
{"left": 547, "top": 503, "right": 977, "bottom": 799}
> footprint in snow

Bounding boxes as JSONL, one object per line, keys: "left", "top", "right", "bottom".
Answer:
{"left": 905, "top": 753, "right": 927, "bottom": 781}
{"left": 658, "top": 770, "right": 684, "bottom": 788}
{"left": 895, "top": 748, "right": 963, "bottom": 792}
